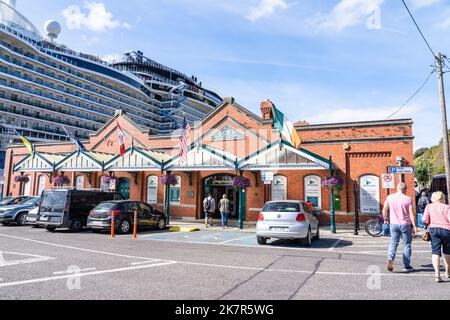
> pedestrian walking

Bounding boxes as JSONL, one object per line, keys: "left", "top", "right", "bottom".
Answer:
{"left": 417, "top": 191, "right": 431, "bottom": 213}
{"left": 203, "top": 194, "right": 216, "bottom": 228}
{"left": 219, "top": 194, "right": 230, "bottom": 229}
{"left": 382, "top": 182, "right": 418, "bottom": 273}
{"left": 422, "top": 191, "right": 450, "bottom": 283}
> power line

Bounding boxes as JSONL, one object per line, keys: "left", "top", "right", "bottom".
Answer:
{"left": 401, "top": 0, "right": 436, "bottom": 59}
{"left": 386, "top": 66, "right": 437, "bottom": 119}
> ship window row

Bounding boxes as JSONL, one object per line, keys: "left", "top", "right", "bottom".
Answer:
{"left": 0, "top": 112, "right": 90, "bottom": 140}
{"left": 0, "top": 102, "right": 96, "bottom": 135}
{"left": 0, "top": 54, "right": 169, "bottom": 124}
{"left": 0, "top": 94, "right": 101, "bottom": 129}
{"left": 0, "top": 124, "right": 73, "bottom": 143}
{"left": 0, "top": 39, "right": 149, "bottom": 105}
{"left": 0, "top": 52, "right": 155, "bottom": 114}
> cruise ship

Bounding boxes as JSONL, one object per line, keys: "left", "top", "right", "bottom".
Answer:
{"left": 0, "top": 0, "right": 222, "bottom": 173}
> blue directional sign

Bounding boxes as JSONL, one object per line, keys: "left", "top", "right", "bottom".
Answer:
{"left": 388, "top": 166, "right": 415, "bottom": 174}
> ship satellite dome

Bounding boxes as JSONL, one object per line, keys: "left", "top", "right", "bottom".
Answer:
{"left": 44, "top": 20, "right": 61, "bottom": 40}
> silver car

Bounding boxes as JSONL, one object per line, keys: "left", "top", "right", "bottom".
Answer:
{"left": 256, "top": 200, "right": 320, "bottom": 246}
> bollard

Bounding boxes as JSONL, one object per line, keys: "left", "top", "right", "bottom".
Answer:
{"left": 133, "top": 209, "right": 138, "bottom": 240}
{"left": 111, "top": 212, "right": 115, "bottom": 238}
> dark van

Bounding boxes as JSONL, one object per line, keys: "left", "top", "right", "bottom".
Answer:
{"left": 38, "top": 189, "right": 123, "bottom": 232}
{"left": 429, "top": 174, "right": 448, "bottom": 203}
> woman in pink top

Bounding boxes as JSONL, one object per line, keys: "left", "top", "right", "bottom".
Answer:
{"left": 422, "top": 191, "right": 450, "bottom": 283}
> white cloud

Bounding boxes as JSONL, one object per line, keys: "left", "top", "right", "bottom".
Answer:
{"left": 312, "top": 0, "right": 384, "bottom": 32}
{"left": 101, "top": 53, "right": 123, "bottom": 64}
{"left": 410, "top": 0, "right": 442, "bottom": 9}
{"left": 246, "top": 0, "right": 288, "bottom": 22}
{"left": 62, "top": 2, "right": 130, "bottom": 32}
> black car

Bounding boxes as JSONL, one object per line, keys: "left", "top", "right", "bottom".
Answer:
{"left": 87, "top": 201, "right": 167, "bottom": 234}
{"left": 430, "top": 174, "right": 448, "bottom": 203}
{"left": 38, "top": 189, "right": 123, "bottom": 232}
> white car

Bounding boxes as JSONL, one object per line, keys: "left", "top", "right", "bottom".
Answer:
{"left": 256, "top": 200, "right": 320, "bottom": 246}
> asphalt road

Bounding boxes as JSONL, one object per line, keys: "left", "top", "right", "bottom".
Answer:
{"left": 0, "top": 224, "right": 448, "bottom": 300}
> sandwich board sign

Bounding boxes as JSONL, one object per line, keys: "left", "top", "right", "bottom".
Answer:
{"left": 381, "top": 174, "right": 395, "bottom": 189}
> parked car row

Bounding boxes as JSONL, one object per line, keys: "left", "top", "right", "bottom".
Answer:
{"left": 0, "top": 189, "right": 167, "bottom": 234}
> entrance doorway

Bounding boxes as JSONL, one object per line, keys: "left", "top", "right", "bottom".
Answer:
{"left": 202, "top": 174, "right": 239, "bottom": 219}
{"left": 117, "top": 178, "right": 130, "bottom": 200}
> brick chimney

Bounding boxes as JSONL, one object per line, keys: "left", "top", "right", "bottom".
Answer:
{"left": 260, "top": 99, "right": 274, "bottom": 120}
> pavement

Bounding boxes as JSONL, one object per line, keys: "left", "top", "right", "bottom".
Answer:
{"left": 0, "top": 223, "right": 448, "bottom": 300}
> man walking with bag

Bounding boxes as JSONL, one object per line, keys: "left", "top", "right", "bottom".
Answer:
{"left": 382, "top": 182, "right": 418, "bottom": 273}
{"left": 203, "top": 194, "right": 216, "bottom": 228}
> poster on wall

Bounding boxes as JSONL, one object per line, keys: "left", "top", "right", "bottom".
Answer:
{"left": 76, "top": 176, "right": 84, "bottom": 190}
{"left": 272, "top": 176, "right": 287, "bottom": 201}
{"left": 304, "top": 175, "right": 322, "bottom": 208}
{"left": 147, "top": 176, "right": 158, "bottom": 204}
{"left": 359, "top": 175, "right": 381, "bottom": 214}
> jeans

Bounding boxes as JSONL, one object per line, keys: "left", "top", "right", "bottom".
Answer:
{"left": 429, "top": 227, "right": 450, "bottom": 256}
{"left": 221, "top": 211, "right": 228, "bottom": 227}
{"left": 388, "top": 224, "right": 413, "bottom": 268}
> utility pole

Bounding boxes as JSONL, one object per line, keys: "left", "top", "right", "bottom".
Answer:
{"left": 437, "top": 52, "right": 450, "bottom": 199}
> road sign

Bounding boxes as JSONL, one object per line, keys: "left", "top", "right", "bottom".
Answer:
{"left": 381, "top": 174, "right": 395, "bottom": 189}
{"left": 388, "top": 166, "right": 415, "bottom": 174}
{"left": 261, "top": 171, "right": 274, "bottom": 182}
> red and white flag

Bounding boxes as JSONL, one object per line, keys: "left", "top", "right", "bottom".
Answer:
{"left": 179, "top": 114, "right": 191, "bottom": 164}
{"left": 116, "top": 121, "right": 126, "bottom": 158}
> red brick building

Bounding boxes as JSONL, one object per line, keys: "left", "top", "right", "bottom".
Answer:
{"left": 2, "top": 97, "right": 415, "bottom": 224}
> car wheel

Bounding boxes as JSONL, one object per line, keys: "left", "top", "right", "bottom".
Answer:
{"left": 46, "top": 226, "right": 56, "bottom": 232}
{"left": 16, "top": 213, "right": 28, "bottom": 226}
{"left": 157, "top": 218, "right": 166, "bottom": 230}
{"left": 69, "top": 219, "right": 83, "bottom": 232}
{"left": 257, "top": 236, "right": 268, "bottom": 245}
{"left": 313, "top": 226, "right": 320, "bottom": 240}
{"left": 118, "top": 219, "right": 131, "bottom": 234}
{"left": 302, "top": 228, "right": 312, "bottom": 247}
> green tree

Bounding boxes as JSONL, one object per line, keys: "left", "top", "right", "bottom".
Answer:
{"left": 415, "top": 157, "right": 432, "bottom": 185}
{"left": 414, "top": 147, "right": 429, "bottom": 159}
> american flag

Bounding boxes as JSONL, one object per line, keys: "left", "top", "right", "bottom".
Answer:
{"left": 179, "top": 114, "right": 191, "bottom": 164}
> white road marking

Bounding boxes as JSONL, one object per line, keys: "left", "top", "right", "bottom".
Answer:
{"left": 0, "top": 251, "right": 55, "bottom": 267}
{"left": 0, "top": 262, "right": 177, "bottom": 288}
{"left": 328, "top": 238, "right": 343, "bottom": 251}
{"left": 130, "top": 260, "right": 161, "bottom": 266}
{"left": 219, "top": 235, "right": 255, "bottom": 244}
{"left": 0, "top": 233, "right": 162, "bottom": 262}
{"left": 53, "top": 267, "right": 97, "bottom": 275}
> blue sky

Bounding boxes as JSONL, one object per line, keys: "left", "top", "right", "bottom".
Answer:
{"left": 13, "top": 0, "right": 450, "bottom": 149}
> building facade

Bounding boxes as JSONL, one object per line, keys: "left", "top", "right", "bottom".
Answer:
{"left": 2, "top": 97, "right": 415, "bottom": 224}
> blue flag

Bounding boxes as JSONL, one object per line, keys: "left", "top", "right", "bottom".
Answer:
{"left": 62, "top": 126, "right": 86, "bottom": 151}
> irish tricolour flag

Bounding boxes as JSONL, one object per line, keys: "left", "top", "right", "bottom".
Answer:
{"left": 272, "top": 103, "right": 302, "bottom": 149}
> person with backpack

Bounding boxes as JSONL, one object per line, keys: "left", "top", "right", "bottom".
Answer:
{"left": 418, "top": 191, "right": 431, "bottom": 213}
{"left": 203, "top": 194, "right": 216, "bottom": 228}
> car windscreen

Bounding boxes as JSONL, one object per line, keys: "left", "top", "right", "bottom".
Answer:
{"left": 20, "top": 198, "right": 38, "bottom": 205}
{"left": 262, "top": 202, "right": 300, "bottom": 212}
{"left": 94, "top": 202, "right": 120, "bottom": 210}
{"left": 0, "top": 197, "right": 12, "bottom": 205}
{"left": 41, "top": 191, "right": 67, "bottom": 210}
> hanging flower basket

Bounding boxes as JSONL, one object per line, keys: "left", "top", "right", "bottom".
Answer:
{"left": 160, "top": 174, "right": 179, "bottom": 186}
{"left": 322, "top": 176, "right": 343, "bottom": 192}
{"left": 14, "top": 175, "right": 28, "bottom": 183}
{"left": 54, "top": 175, "right": 70, "bottom": 186}
{"left": 232, "top": 176, "right": 251, "bottom": 190}
{"left": 101, "top": 176, "right": 112, "bottom": 184}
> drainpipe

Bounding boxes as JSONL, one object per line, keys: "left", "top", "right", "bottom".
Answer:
{"left": 329, "top": 156, "right": 336, "bottom": 234}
